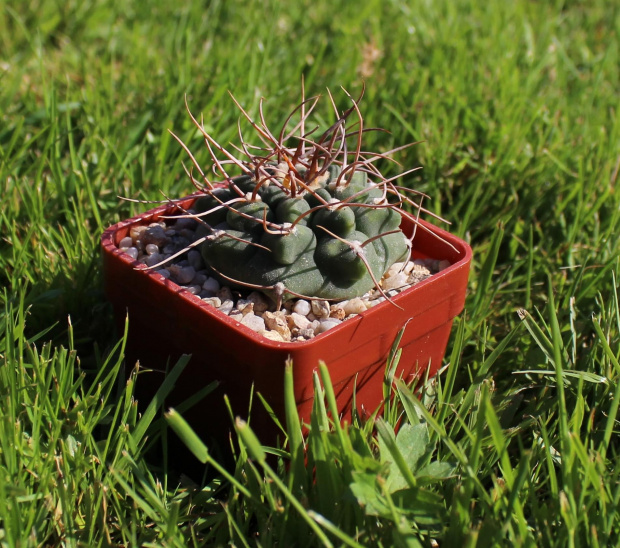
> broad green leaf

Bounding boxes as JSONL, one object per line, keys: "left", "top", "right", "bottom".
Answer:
{"left": 379, "top": 423, "right": 433, "bottom": 492}
{"left": 349, "top": 471, "right": 392, "bottom": 518}
{"left": 418, "top": 461, "right": 457, "bottom": 480}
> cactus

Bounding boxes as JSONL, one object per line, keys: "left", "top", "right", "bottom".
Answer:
{"left": 165, "top": 85, "right": 445, "bottom": 307}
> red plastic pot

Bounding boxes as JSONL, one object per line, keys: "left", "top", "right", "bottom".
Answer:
{"left": 102, "top": 197, "right": 471, "bottom": 446}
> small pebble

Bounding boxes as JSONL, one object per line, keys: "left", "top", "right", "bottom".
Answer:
{"left": 237, "top": 300, "right": 255, "bottom": 315}
{"left": 179, "top": 229, "right": 195, "bottom": 242}
{"left": 185, "top": 285, "right": 202, "bottom": 295}
{"left": 175, "top": 236, "right": 191, "bottom": 248}
{"left": 143, "top": 225, "right": 168, "bottom": 246}
{"left": 241, "top": 313, "right": 266, "bottom": 333}
{"left": 217, "top": 286, "right": 233, "bottom": 301}
{"left": 187, "top": 249, "right": 204, "bottom": 270}
{"left": 219, "top": 299, "right": 234, "bottom": 315}
{"left": 311, "top": 300, "right": 330, "bottom": 319}
{"left": 293, "top": 299, "right": 311, "bottom": 316}
{"left": 318, "top": 319, "right": 342, "bottom": 333}
{"left": 264, "top": 311, "right": 292, "bottom": 342}
{"left": 130, "top": 225, "right": 148, "bottom": 242}
{"left": 175, "top": 217, "right": 198, "bottom": 230}
{"left": 247, "top": 291, "right": 270, "bottom": 314}
{"left": 158, "top": 268, "right": 171, "bottom": 279}
{"left": 145, "top": 252, "right": 163, "bottom": 267}
{"left": 390, "top": 262, "right": 411, "bottom": 276}
{"left": 119, "top": 236, "right": 133, "bottom": 248}
{"left": 343, "top": 297, "right": 366, "bottom": 315}
{"left": 330, "top": 304, "right": 346, "bottom": 320}
{"left": 203, "top": 277, "right": 220, "bottom": 294}
{"left": 125, "top": 247, "right": 139, "bottom": 260}
{"left": 203, "top": 297, "right": 222, "bottom": 308}
{"left": 175, "top": 266, "right": 196, "bottom": 285}
{"left": 386, "top": 262, "right": 405, "bottom": 278}
{"left": 413, "top": 258, "right": 433, "bottom": 269}
{"left": 299, "top": 328, "right": 316, "bottom": 339}
{"left": 287, "top": 312, "right": 311, "bottom": 331}
{"left": 409, "top": 270, "right": 431, "bottom": 284}
{"left": 411, "top": 262, "right": 432, "bottom": 273}
{"left": 145, "top": 243, "right": 159, "bottom": 255}
{"left": 383, "top": 272, "right": 408, "bottom": 290}
{"left": 261, "top": 330, "right": 286, "bottom": 342}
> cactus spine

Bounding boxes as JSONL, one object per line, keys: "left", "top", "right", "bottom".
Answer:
{"left": 169, "top": 86, "right": 440, "bottom": 307}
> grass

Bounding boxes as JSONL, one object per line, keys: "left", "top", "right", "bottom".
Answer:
{"left": 1, "top": 0, "right": 619, "bottom": 545}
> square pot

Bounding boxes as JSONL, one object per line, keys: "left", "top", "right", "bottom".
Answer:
{"left": 102, "top": 197, "right": 471, "bottom": 445}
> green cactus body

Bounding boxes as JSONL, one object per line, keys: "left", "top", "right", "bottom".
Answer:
{"left": 197, "top": 168, "right": 409, "bottom": 303}
{"left": 173, "top": 87, "right": 428, "bottom": 306}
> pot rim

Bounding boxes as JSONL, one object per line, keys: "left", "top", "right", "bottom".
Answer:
{"left": 101, "top": 195, "right": 472, "bottom": 349}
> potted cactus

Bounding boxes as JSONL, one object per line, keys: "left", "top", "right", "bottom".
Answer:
{"left": 102, "top": 86, "right": 471, "bottom": 445}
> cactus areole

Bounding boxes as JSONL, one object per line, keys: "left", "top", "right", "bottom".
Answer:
{"left": 195, "top": 167, "right": 409, "bottom": 304}
{"left": 169, "top": 86, "right": 442, "bottom": 307}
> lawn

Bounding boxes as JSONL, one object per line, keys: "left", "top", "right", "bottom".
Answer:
{"left": 1, "top": 0, "right": 619, "bottom": 545}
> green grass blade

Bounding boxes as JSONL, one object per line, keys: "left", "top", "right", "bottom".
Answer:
{"left": 164, "top": 408, "right": 209, "bottom": 463}
{"left": 132, "top": 355, "right": 192, "bottom": 446}
{"left": 235, "top": 418, "right": 266, "bottom": 464}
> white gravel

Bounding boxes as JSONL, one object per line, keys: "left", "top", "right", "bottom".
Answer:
{"left": 118, "top": 213, "right": 446, "bottom": 341}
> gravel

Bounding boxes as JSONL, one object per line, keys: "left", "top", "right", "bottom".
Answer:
{"left": 117, "top": 212, "right": 447, "bottom": 342}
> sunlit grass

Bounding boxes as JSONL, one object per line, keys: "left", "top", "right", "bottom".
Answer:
{"left": 1, "top": 0, "right": 619, "bottom": 544}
